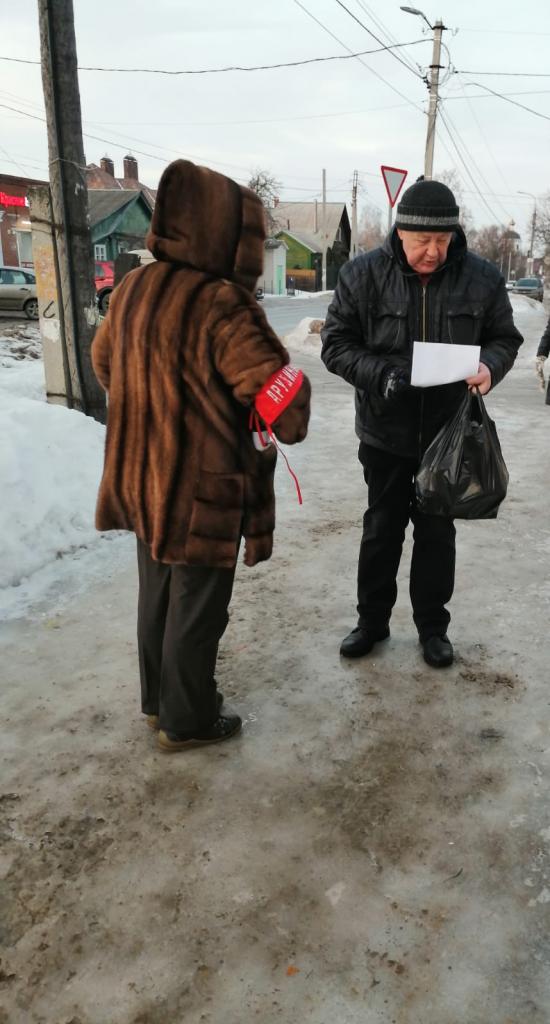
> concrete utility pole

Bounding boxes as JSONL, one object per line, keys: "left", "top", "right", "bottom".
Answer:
{"left": 424, "top": 20, "right": 445, "bottom": 180}
{"left": 37, "top": 0, "right": 105, "bottom": 422}
{"left": 401, "top": 8, "right": 446, "bottom": 180}
{"left": 351, "top": 170, "right": 358, "bottom": 259}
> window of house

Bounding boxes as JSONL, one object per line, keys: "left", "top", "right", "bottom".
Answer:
{"left": 16, "top": 231, "right": 33, "bottom": 266}
{"left": 117, "top": 241, "right": 129, "bottom": 254}
{"left": 94, "top": 244, "right": 107, "bottom": 260}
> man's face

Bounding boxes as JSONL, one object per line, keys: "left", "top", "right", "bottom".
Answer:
{"left": 397, "top": 229, "right": 453, "bottom": 274}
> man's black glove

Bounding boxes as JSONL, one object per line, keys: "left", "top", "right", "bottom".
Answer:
{"left": 380, "top": 367, "right": 410, "bottom": 401}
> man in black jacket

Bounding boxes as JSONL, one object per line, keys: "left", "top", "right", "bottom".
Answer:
{"left": 321, "top": 178, "right": 523, "bottom": 668}
{"left": 535, "top": 314, "right": 550, "bottom": 389}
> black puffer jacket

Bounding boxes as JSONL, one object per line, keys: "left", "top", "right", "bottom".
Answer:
{"left": 321, "top": 227, "right": 523, "bottom": 459}
{"left": 536, "top": 315, "right": 550, "bottom": 358}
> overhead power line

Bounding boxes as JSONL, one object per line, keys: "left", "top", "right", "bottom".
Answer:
{"left": 457, "top": 70, "right": 550, "bottom": 77}
{"left": 293, "top": 0, "right": 425, "bottom": 114}
{"left": 461, "top": 81, "right": 550, "bottom": 123}
{"left": 354, "top": 0, "right": 422, "bottom": 77}
{"left": 0, "top": 41, "right": 426, "bottom": 75}
{"left": 332, "top": 0, "right": 424, "bottom": 79}
{"left": 0, "top": 98, "right": 348, "bottom": 194}
{"left": 0, "top": 100, "right": 256, "bottom": 177}
{"left": 454, "top": 75, "right": 513, "bottom": 214}
{"left": 437, "top": 107, "right": 502, "bottom": 223}
{"left": 438, "top": 101, "right": 511, "bottom": 222}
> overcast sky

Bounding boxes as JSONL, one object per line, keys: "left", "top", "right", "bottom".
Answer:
{"left": 2, "top": 0, "right": 550, "bottom": 244}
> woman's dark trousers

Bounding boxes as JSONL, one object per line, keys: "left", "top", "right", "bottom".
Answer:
{"left": 136, "top": 539, "right": 236, "bottom": 735}
{"left": 357, "top": 443, "right": 456, "bottom": 641}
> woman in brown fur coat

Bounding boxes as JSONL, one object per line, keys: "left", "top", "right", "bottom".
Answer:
{"left": 92, "top": 159, "right": 310, "bottom": 752}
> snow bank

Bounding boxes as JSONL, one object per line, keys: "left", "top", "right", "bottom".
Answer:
{"left": 0, "top": 324, "right": 131, "bottom": 620}
{"left": 283, "top": 317, "right": 323, "bottom": 352}
{"left": 510, "top": 294, "right": 547, "bottom": 318}
{"left": 0, "top": 390, "right": 106, "bottom": 591}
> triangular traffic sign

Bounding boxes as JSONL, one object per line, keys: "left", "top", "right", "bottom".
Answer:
{"left": 381, "top": 165, "right": 408, "bottom": 208}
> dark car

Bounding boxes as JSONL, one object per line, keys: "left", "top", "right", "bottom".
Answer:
{"left": 94, "top": 261, "right": 114, "bottom": 314}
{"left": 0, "top": 265, "right": 38, "bottom": 319}
{"left": 512, "top": 277, "right": 544, "bottom": 302}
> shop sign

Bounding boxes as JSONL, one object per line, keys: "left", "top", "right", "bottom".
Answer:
{"left": 0, "top": 191, "right": 27, "bottom": 207}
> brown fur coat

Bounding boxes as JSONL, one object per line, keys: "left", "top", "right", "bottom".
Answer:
{"left": 92, "top": 159, "right": 310, "bottom": 568}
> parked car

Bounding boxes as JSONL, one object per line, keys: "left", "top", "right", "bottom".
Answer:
{"left": 505, "top": 279, "right": 516, "bottom": 291}
{"left": 511, "top": 276, "right": 544, "bottom": 302}
{"left": 0, "top": 265, "right": 38, "bottom": 319}
{"left": 94, "top": 260, "right": 114, "bottom": 314}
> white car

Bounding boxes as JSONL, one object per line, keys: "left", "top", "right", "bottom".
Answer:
{"left": 0, "top": 265, "right": 39, "bottom": 319}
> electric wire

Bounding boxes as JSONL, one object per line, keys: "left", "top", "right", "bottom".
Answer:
{"left": 0, "top": 42, "right": 427, "bottom": 75}
{"left": 293, "top": 0, "right": 426, "bottom": 114}
{"left": 332, "top": 0, "right": 424, "bottom": 79}
{"left": 459, "top": 81, "right": 550, "bottom": 124}
{"left": 0, "top": 142, "right": 27, "bottom": 175}
{"left": 437, "top": 107, "right": 502, "bottom": 223}
{"left": 0, "top": 99, "right": 352, "bottom": 198}
{"left": 454, "top": 73, "right": 515, "bottom": 204}
{"left": 354, "top": 0, "right": 423, "bottom": 77}
{"left": 457, "top": 70, "right": 550, "bottom": 76}
{"left": 438, "top": 101, "right": 512, "bottom": 221}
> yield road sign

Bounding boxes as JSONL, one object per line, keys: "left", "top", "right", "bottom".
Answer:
{"left": 381, "top": 165, "right": 408, "bottom": 208}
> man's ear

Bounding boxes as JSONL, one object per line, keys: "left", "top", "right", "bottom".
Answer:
{"left": 397, "top": 229, "right": 405, "bottom": 241}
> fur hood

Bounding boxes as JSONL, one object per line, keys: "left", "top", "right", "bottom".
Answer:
{"left": 146, "top": 159, "right": 265, "bottom": 293}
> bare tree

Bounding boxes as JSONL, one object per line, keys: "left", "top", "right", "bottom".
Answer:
{"left": 467, "top": 224, "right": 503, "bottom": 265}
{"left": 358, "top": 202, "right": 384, "bottom": 252}
{"left": 534, "top": 191, "right": 550, "bottom": 252}
{"left": 248, "top": 168, "right": 282, "bottom": 235}
{"left": 436, "top": 168, "right": 473, "bottom": 235}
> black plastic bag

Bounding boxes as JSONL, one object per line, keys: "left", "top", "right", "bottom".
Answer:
{"left": 415, "top": 389, "right": 509, "bottom": 519}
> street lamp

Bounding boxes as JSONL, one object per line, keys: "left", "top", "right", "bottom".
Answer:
{"left": 400, "top": 6, "right": 433, "bottom": 30}
{"left": 400, "top": 7, "right": 445, "bottom": 179}
{"left": 517, "top": 191, "right": 537, "bottom": 276}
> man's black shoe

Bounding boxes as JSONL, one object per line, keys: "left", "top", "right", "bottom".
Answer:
{"left": 340, "top": 626, "right": 390, "bottom": 659}
{"left": 158, "top": 713, "right": 242, "bottom": 752}
{"left": 145, "top": 691, "right": 224, "bottom": 731}
{"left": 421, "top": 634, "right": 454, "bottom": 668}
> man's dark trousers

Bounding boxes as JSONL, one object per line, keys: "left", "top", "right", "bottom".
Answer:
{"left": 136, "top": 539, "right": 236, "bottom": 735}
{"left": 357, "top": 443, "right": 456, "bottom": 640}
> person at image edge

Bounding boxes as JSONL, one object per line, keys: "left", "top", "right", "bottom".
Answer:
{"left": 92, "top": 159, "right": 310, "bottom": 751}
{"left": 321, "top": 177, "right": 522, "bottom": 668}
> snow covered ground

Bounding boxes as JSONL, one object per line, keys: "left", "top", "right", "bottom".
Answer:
{"left": 2, "top": 296, "right": 550, "bottom": 1024}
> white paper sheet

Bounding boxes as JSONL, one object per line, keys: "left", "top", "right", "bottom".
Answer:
{"left": 411, "top": 341, "right": 480, "bottom": 388}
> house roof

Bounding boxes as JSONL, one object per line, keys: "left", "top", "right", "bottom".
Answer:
{"left": 86, "top": 164, "right": 157, "bottom": 208}
{"left": 271, "top": 201, "right": 347, "bottom": 248}
{"left": 275, "top": 228, "right": 318, "bottom": 254}
{"left": 87, "top": 189, "right": 143, "bottom": 227}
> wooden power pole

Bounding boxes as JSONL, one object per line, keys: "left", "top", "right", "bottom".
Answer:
{"left": 37, "top": 0, "right": 105, "bottom": 422}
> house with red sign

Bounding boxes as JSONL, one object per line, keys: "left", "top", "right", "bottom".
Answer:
{"left": 0, "top": 172, "right": 47, "bottom": 268}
